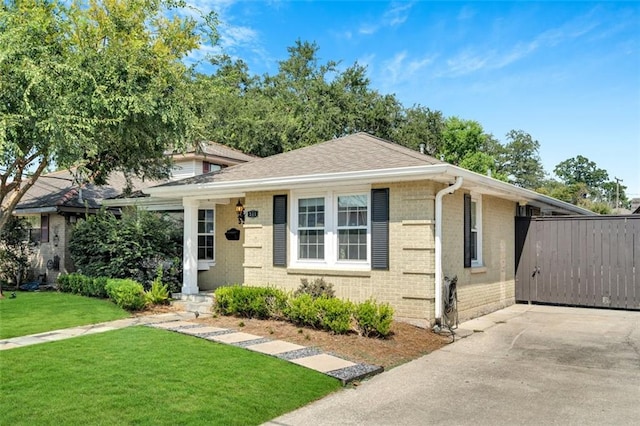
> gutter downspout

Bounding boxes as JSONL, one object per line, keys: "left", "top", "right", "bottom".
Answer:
{"left": 434, "top": 176, "right": 463, "bottom": 325}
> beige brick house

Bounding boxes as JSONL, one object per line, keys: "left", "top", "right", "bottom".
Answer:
{"left": 148, "top": 133, "right": 593, "bottom": 324}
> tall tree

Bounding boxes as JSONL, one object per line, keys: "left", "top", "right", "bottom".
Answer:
{"left": 440, "top": 117, "right": 488, "bottom": 165}
{"left": 391, "top": 105, "right": 445, "bottom": 155}
{"left": 554, "top": 155, "right": 609, "bottom": 188}
{"left": 0, "top": 0, "right": 213, "bottom": 231}
{"left": 197, "top": 40, "right": 403, "bottom": 157}
{"left": 500, "top": 130, "right": 545, "bottom": 189}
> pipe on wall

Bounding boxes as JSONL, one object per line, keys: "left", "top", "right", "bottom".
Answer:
{"left": 434, "top": 176, "right": 463, "bottom": 323}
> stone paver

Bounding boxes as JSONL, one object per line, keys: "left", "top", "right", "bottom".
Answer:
{"left": 291, "top": 354, "right": 357, "bottom": 373}
{"left": 178, "top": 326, "right": 227, "bottom": 335}
{"left": 247, "top": 340, "right": 305, "bottom": 355}
{"left": 209, "top": 332, "right": 262, "bottom": 344}
{"left": 149, "top": 320, "right": 199, "bottom": 329}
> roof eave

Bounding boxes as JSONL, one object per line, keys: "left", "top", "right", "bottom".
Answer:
{"left": 146, "top": 164, "right": 453, "bottom": 198}
{"left": 147, "top": 163, "right": 595, "bottom": 216}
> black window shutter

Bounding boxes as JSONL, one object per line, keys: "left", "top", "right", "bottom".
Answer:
{"left": 371, "top": 188, "right": 389, "bottom": 270}
{"left": 273, "top": 195, "right": 287, "bottom": 267}
{"left": 464, "top": 193, "right": 472, "bottom": 268}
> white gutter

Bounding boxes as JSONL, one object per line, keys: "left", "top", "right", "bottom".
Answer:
{"left": 434, "top": 176, "right": 463, "bottom": 324}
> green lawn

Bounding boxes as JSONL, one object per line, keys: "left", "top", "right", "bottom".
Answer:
{"left": 0, "top": 291, "right": 129, "bottom": 339}
{"left": 0, "top": 327, "right": 341, "bottom": 425}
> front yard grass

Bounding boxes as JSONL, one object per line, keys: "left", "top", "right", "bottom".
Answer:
{"left": 0, "top": 291, "right": 130, "bottom": 339}
{"left": 0, "top": 326, "right": 341, "bottom": 425}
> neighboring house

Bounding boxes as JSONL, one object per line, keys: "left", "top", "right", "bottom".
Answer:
{"left": 12, "top": 142, "right": 254, "bottom": 284}
{"left": 147, "top": 133, "right": 594, "bottom": 325}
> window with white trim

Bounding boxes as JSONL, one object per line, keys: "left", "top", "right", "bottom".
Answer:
{"left": 470, "top": 195, "right": 482, "bottom": 266}
{"left": 292, "top": 189, "right": 370, "bottom": 269}
{"left": 298, "top": 197, "right": 325, "bottom": 260}
{"left": 337, "top": 195, "right": 367, "bottom": 260}
{"left": 197, "top": 209, "right": 215, "bottom": 260}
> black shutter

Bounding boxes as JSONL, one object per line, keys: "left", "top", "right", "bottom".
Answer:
{"left": 464, "top": 193, "right": 472, "bottom": 268}
{"left": 371, "top": 188, "right": 389, "bottom": 270}
{"left": 273, "top": 195, "right": 287, "bottom": 267}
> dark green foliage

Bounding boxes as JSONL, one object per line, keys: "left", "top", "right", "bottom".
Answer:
{"left": 294, "top": 277, "right": 335, "bottom": 299}
{"left": 0, "top": 216, "right": 31, "bottom": 290}
{"left": 216, "top": 285, "right": 393, "bottom": 336}
{"left": 56, "top": 273, "right": 108, "bottom": 298}
{"left": 315, "top": 297, "right": 354, "bottom": 334}
{"left": 285, "top": 294, "right": 321, "bottom": 329}
{"left": 68, "top": 208, "right": 182, "bottom": 292}
{"left": 105, "top": 278, "right": 146, "bottom": 311}
{"left": 214, "top": 286, "right": 288, "bottom": 319}
{"left": 355, "top": 299, "right": 394, "bottom": 337}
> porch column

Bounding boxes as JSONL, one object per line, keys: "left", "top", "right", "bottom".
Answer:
{"left": 182, "top": 199, "right": 199, "bottom": 295}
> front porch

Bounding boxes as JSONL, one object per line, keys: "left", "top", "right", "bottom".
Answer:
{"left": 180, "top": 197, "right": 246, "bottom": 295}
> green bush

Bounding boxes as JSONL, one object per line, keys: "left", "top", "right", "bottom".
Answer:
{"left": 294, "top": 277, "right": 335, "bottom": 299}
{"left": 215, "top": 285, "right": 394, "bottom": 338}
{"left": 315, "top": 297, "right": 354, "bottom": 334}
{"left": 285, "top": 294, "right": 321, "bottom": 329}
{"left": 145, "top": 280, "right": 169, "bottom": 306}
{"left": 57, "top": 273, "right": 108, "bottom": 298}
{"left": 355, "top": 299, "right": 394, "bottom": 337}
{"left": 68, "top": 208, "right": 182, "bottom": 292}
{"left": 105, "top": 278, "right": 146, "bottom": 311}
{"left": 214, "top": 286, "right": 287, "bottom": 319}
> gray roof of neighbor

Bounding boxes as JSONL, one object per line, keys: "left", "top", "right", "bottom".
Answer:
{"left": 14, "top": 169, "right": 154, "bottom": 211}
{"left": 157, "top": 133, "right": 444, "bottom": 188}
{"left": 14, "top": 140, "right": 255, "bottom": 212}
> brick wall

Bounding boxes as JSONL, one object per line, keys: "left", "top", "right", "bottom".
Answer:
{"left": 211, "top": 180, "right": 516, "bottom": 323}
{"left": 441, "top": 191, "right": 516, "bottom": 322}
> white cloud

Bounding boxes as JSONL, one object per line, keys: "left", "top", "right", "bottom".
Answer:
{"left": 358, "top": 1, "right": 415, "bottom": 35}
{"left": 381, "top": 51, "right": 434, "bottom": 86}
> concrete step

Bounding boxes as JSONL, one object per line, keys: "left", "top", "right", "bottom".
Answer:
{"left": 170, "top": 300, "right": 212, "bottom": 314}
{"left": 171, "top": 292, "right": 215, "bottom": 304}
{"left": 170, "top": 292, "right": 214, "bottom": 314}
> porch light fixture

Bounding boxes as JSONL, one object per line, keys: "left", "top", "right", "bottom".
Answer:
{"left": 235, "top": 200, "right": 245, "bottom": 224}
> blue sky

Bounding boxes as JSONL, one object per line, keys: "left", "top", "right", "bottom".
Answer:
{"left": 188, "top": 1, "right": 640, "bottom": 199}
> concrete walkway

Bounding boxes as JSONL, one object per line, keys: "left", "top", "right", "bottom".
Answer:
{"left": 0, "top": 311, "right": 381, "bottom": 384}
{"left": 266, "top": 304, "right": 640, "bottom": 425}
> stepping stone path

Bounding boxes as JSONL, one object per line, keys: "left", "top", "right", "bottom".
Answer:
{"left": 147, "top": 320, "right": 383, "bottom": 385}
{"left": 0, "top": 312, "right": 383, "bottom": 385}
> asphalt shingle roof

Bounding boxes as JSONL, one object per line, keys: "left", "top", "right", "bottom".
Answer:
{"left": 158, "top": 133, "right": 443, "bottom": 188}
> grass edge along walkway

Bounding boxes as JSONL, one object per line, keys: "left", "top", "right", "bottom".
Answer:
{"left": 0, "top": 326, "right": 341, "bottom": 425}
{"left": 0, "top": 292, "right": 130, "bottom": 339}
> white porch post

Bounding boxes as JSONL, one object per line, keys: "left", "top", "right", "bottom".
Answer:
{"left": 182, "top": 199, "right": 199, "bottom": 295}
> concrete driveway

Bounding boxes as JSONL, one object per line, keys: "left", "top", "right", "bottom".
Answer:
{"left": 267, "top": 304, "right": 640, "bottom": 425}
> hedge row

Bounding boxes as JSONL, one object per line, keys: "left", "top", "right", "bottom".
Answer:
{"left": 214, "top": 285, "right": 394, "bottom": 338}
{"left": 57, "top": 273, "right": 169, "bottom": 311}
{"left": 57, "top": 273, "right": 109, "bottom": 298}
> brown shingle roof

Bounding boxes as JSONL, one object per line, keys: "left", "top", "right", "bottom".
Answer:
{"left": 158, "top": 133, "right": 443, "bottom": 187}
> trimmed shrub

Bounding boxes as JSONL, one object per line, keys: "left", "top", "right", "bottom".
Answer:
{"left": 285, "top": 294, "right": 321, "bottom": 329}
{"left": 57, "top": 273, "right": 108, "bottom": 298}
{"left": 214, "top": 286, "right": 288, "bottom": 319}
{"left": 355, "top": 299, "right": 394, "bottom": 337}
{"left": 105, "top": 278, "right": 146, "bottom": 311}
{"left": 315, "top": 297, "right": 354, "bottom": 334}
{"left": 294, "top": 277, "right": 334, "bottom": 299}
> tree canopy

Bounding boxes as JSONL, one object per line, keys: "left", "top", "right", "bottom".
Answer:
{"left": 0, "top": 0, "right": 213, "bottom": 230}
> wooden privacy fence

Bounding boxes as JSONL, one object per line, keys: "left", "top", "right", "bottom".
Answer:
{"left": 515, "top": 215, "right": 640, "bottom": 310}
